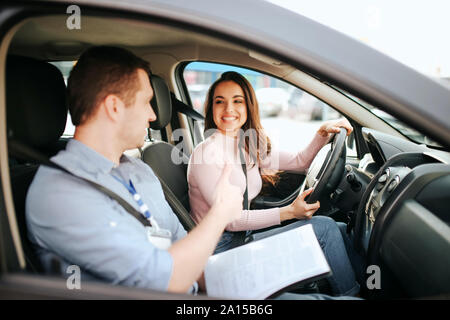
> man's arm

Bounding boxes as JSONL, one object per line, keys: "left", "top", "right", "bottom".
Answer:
{"left": 167, "top": 164, "right": 242, "bottom": 293}
{"left": 26, "top": 168, "right": 176, "bottom": 291}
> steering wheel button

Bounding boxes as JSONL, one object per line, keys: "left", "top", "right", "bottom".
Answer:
{"left": 387, "top": 179, "right": 398, "bottom": 192}
{"left": 378, "top": 174, "right": 388, "bottom": 183}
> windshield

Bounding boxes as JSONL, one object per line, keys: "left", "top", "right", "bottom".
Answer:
{"left": 331, "top": 85, "right": 442, "bottom": 148}
{"left": 49, "top": 61, "right": 76, "bottom": 137}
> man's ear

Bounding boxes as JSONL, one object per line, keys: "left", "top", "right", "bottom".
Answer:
{"left": 103, "top": 94, "right": 125, "bottom": 122}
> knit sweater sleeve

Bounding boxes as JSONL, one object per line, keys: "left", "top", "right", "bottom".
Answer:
{"left": 187, "top": 132, "right": 330, "bottom": 232}
{"left": 187, "top": 138, "right": 281, "bottom": 232}
{"left": 260, "top": 132, "right": 330, "bottom": 172}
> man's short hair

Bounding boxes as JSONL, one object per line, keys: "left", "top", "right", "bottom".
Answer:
{"left": 67, "top": 46, "right": 151, "bottom": 126}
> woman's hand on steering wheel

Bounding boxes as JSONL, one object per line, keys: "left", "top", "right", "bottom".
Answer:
{"left": 317, "top": 118, "right": 353, "bottom": 138}
{"left": 280, "top": 188, "right": 320, "bottom": 221}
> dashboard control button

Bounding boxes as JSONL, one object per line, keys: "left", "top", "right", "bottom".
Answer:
{"left": 378, "top": 174, "right": 388, "bottom": 183}
{"left": 387, "top": 176, "right": 400, "bottom": 192}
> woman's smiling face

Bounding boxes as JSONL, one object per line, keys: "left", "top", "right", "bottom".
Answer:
{"left": 212, "top": 80, "right": 248, "bottom": 137}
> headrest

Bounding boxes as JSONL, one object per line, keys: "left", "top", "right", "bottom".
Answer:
{"left": 150, "top": 75, "right": 172, "bottom": 130}
{"left": 6, "top": 55, "right": 67, "bottom": 148}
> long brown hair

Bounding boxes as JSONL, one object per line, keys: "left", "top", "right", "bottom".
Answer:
{"left": 203, "top": 71, "right": 278, "bottom": 185}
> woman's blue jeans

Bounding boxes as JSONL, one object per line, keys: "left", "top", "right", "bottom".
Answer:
{"left": 215, "top": 216, "right": 361, "bottom": 296}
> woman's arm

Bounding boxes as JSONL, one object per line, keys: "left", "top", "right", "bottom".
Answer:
{"left": 189, "top": 143, "right": 284, "bottom": 232}
{"left": 260, "top": 118, "right": 353, "bottom": 172}
{"left": 260, "top": 132, "right": 330, "bottom": 172}
{"left": 226, "top": 188, "right": 322, "bottom": 230}
{"left": 279, "top": 187, "right": 321, "bottom": 220}
{"left": 189, "top": 156, "right": 281, "bottom": 231}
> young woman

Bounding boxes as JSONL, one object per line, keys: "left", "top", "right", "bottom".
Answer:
{"left": 187, "top": 71, "right": 360, "bottom": 296}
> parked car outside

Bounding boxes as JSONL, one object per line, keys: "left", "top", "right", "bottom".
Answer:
{"left": 255, "top": 87, "right": 289, "bottom": 117}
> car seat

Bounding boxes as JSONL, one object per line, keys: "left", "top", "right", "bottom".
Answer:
{"left": 6, "top": 55, "right": 68, "bottom": 273}
{"left": 141, "top": 75, "right": 196, "bottom": 231}
{"left": 142, "top": 75, "right": 323, "bottom": 295}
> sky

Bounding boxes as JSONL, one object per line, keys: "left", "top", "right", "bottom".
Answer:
{"left": 266, "top": 0, "right": 450, "bottom": 78}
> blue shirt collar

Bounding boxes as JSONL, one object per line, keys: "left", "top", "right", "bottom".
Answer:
{"left": 65, "top": 139, "right": 130, "bottom": 175}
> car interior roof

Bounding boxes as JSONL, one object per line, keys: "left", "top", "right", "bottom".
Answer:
{"left": 9, "top": 15, "right": 294, "bottom": 78}
{"left": 8, "top": 14, "right": 405, "bottom": 140}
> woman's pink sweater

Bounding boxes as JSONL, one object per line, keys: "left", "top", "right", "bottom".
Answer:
{"left": 187, "top": 131, "right": 330, "bottom": 231}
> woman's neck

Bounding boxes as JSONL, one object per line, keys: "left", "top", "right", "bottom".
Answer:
{"left": 217, "top": 128, "right": 239, "bottom": 138}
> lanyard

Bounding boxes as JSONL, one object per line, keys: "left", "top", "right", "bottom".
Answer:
{"left": 112, "top": 175, "right": 159, "bottom": 229}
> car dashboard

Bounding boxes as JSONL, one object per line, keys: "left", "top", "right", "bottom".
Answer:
{"left": 351, "top": 128, "right": 450, "bottom": 298}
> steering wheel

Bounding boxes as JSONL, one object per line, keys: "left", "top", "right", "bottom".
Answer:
{"left": 250, "top": 127, "right": 347, "bottom": 209}
{"left": 304, "top": 127, "right": 347, "bottom": 204}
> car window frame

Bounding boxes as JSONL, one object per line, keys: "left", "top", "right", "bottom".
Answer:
{"left": 0, "top": 3, "right": 221, "bottom": 300}
{"left": 176, "top": 60, "right": 360, "bottom": 158}
{"left": 328, "top": 84, "right": 445, "bottom": 150}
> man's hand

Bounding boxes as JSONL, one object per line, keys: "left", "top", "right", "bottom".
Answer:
{"left": 211, "top": 163, "right": 243, "bottom": 224}
{"left": 317, "top": 118, "right": 353, "bottom": 137}
{"left": 167, "top": 164, "right": 243, "bottom": 293}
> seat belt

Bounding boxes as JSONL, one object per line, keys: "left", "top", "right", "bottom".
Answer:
{"left": 9, "top": 139, "right": 153, "bottom": 228}
{"left": 145, "top": 164, "right": 196, "bottom": 231}
{"left": 170, "top": 92, "right": 204, "bottom": 121}
{"left": 228, "top": 141, "right": 251, "bottom": 249}
{"left": 239, "top": 146, "right": 250, "bottom": 211}
{"left": 170, "top": 93, "right": 204, "bottom": 147}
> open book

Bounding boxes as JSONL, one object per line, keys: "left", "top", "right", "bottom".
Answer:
{"left": 204, "top": 224, "right": 331, "bottom": 299}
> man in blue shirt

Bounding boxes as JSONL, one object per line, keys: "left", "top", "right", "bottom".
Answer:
{"left": 26, "top": 46, "right": 242, "bottom": 294}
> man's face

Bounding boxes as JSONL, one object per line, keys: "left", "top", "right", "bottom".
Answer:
{"left": 121, "top": 69, "right": 156, "bottom": 149}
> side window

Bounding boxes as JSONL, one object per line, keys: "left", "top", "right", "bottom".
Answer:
{"left": 49, "top": 61, "right": 75, "bottom": 137}
{"left": 50, "top": 61, "right": 162, "bottom": 143}
{"left": 183, "top": 62, "right": 356, "bottom": 156}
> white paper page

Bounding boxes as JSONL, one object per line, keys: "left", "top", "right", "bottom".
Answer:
{"left": 204, "top": 224, "right": 330, "bottom": 299}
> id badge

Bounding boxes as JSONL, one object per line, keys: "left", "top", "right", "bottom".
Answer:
{"left": 146, "top": 226, "right": 172, "bottom": 250}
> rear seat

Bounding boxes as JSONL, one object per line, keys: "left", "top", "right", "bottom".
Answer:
{"left": 6, "top": 55, "right": 68, "bottom": 273}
